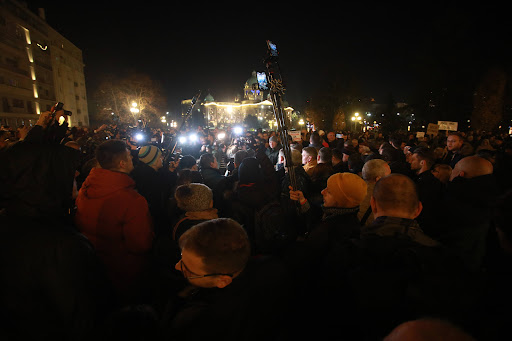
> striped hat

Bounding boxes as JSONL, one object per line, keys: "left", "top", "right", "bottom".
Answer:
{"left": 138, "top": 145, "right": 162, "bottom": 166}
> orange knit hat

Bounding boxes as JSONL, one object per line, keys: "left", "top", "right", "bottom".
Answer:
{"left": 326, "top": 172, "right": 367, "bottom": 208}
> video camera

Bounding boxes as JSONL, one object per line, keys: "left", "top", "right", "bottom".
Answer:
{"left": 50, "top": 102, "right": 72, "bottom": 119}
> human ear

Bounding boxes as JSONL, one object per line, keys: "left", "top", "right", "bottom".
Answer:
{"left": 370, "top": 196, "right": 377, "bottom": 215}
{"left": 214, "top": 275, "right": 233, "bottom": 289}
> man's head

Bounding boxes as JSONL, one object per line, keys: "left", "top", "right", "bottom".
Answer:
{"left": 279, "top": 149, "right": 302, "bottom": 169}
{"left": 409, "top": 147, "right": 435, "bottom": 175}
{"left": 138, "top": 145, "right": 163, "bottom": 170}
{"left": 371, "top": 174, "right": 422, "bottom": 219}
{"left": 317, "top": 147, "right": 332, "bottom": 164}
{"left": 176, "top": 218, "right": 251, "bottom": 288}
{"left": 302, "top": 147, "right": 317, "bottom": 165}
{"left": 269, "top": 135, "right": 278, "bottom": 149}
{"left": 446, "top": 132, "right": 464, "bottom": 152}
{"left": 331, "top": 148, "right": 343, "bottom": 166}
{"left": 449, "top": 155, "right": 493, "bottom": 181}
{"left": 309, "top": 132, "right": 321, "bottom": 145}
{"left": 431, "top": 163, "right": 452, "bottom": 184}
{"left": 327, "top": 131, "right": 336, "bottom": 142}
{"left": 95, "top": 139, "right": 133, "bottom": 174}
{"left": 362, "top": 159, "right": 391, "bottom": 183}
{"left": 321, "top": 172, "right": 367, "bottom": 208}
{"left": 234, "top": 150, "right": 249, "bottom": 168}
{"left": 384, "top": 318, "right": 476, "bottom": 341}
{"left": 199, "top": 153, "right": 218, "bottom": 170}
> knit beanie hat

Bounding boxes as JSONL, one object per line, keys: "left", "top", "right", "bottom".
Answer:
{"left": 326, "top": 172, "right": 367, "bottom": 208}
{"left": 138, "top": 145, "right": 162, "bottom": 166}
{"left": 174, "top": 183, "right": 213, "bottom": 212}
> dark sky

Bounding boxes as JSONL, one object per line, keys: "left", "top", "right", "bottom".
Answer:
{"left": 23, "top": 2, "right": 511, "bottom": 113}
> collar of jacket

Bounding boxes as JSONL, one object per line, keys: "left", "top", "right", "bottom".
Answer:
{"left": 80, "top": 168, "right": 135, "bottom": 199}
{"left": 361, "top": 216, "right": 439, "bottom": 247}
{"left": 322, "top": 205, "right": 359, "bottom": 221}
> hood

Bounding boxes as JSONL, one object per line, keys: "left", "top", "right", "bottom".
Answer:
{"left": 80, "top": 168, "right": 135, "bottom": 199}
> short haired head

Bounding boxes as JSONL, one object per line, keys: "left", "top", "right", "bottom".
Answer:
{"left": 318, "top": 147, "right": 332, "bottom": 163}
{"left": 332, "top": 148, "right": 343, "bottom": 161}
{"left": 384, "top": 317, "right": 476, "bottom": 341}
{"left": 177, "top": 155, "right": 197, "bottom": 171}
{"left": 234, "top": 150, "right": 249, "bottom": 167}
{"left": 303, "top": 146, "right": 317, "bottom": 157}
{"left": 362, "top": 159, "right": 391, "bottom": 182}
{"left": 179, "top": 218, "right": 251, "bottom": 276}
{"left": 450, "top": 155, "right": 493, "bottom": 181}
{"left": 199, "top": 153, "right": 216, "bottom": 169}
{"left": 372, "top": 174, "right": 421, "bottom": 218}
{"left": 95, "top": 139, "right": 130, "bottom": 170}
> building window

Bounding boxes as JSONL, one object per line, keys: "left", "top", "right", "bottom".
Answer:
{"left": 13, "top": 99, "right": 24, "bottom": 108}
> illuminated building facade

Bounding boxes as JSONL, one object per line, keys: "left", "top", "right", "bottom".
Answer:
{"left": 181, "top": 71, "right": 294, "bottom": 129}
{"left": 0, "top": 0, "right": 89, "bottom": 127}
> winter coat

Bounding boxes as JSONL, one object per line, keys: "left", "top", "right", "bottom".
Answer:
{"left": 315, "top": 216, "right": 480, "bottom": 340}
{"left": 435, "top": 174, "right": 498, "bottom": 271}
{"left": 161, "top": 256, "right": 293, "bottom": 341}
{"left": 74, "top": 168, "right": 154, "bottom": 302}
{"left": 0, "top": 125, "right": 80, "bottom": 218}
{"left": 131, "top": 162, "right": 176, "bottom": 234}
{"left": 0, "top": 215, "right": 114, "bottom": 341}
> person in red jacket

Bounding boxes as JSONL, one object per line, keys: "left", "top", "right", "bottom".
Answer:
{"left": 75, "top": 139, "right": 154, "bottom": 305}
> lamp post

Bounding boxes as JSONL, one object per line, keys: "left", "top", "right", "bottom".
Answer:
{"left": 351, "top": 112, "right": 362, "bottom": 132}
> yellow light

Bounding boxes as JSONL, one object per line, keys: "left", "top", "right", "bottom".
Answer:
{"left": 355, "top": 112, "right": 359, "bottom": 117}
{"left": 351, "top": 117, "right": 355, "bottom": 121}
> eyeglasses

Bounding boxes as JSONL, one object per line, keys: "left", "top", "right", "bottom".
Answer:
{"left": 178, "top": 258, "right": 235, "bottom": 280}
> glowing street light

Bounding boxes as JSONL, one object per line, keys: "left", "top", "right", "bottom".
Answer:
{"left": 130, "top": 102, "right": 139, "bottom": 114}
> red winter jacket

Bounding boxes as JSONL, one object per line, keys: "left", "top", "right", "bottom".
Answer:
{"left": 75, "top": 168, "right": 154, "bottom": 301}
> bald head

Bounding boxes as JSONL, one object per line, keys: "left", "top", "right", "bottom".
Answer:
{"left": 372, "top": 173, "right": 421, "bottom": 219}
{"left": 450, "top": 155, "right": 493, "bottom": 181}
{"left": 362, "top": 159, "right": 391, "bottom": 182}
{"left": 384, "top": 318, "right": 476, "bottom": 341}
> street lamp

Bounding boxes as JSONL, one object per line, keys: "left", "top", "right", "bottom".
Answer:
{"left": 130, "top": 102, "right": 139, "bottom": 114}
{"left": 351, "top": 113, "right": 362, "bottom": 132}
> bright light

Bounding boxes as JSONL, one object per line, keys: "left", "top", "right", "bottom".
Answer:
{"left": 355, "top": 112, "right": 359, "bottom": 117}
{"left": 226, "top": 106, "right": 233, "bottom": 114}
{"left": 234, "top": 126, "right": 243, "bottom": 135}
{"left": 135, "top": 133, "right": 144, "bottom": 141}
{"left": 188, "top": 133, "right": 198, "bottom": 143}
{"left": 217, "top": 132, "right": 226, "bottom": 140}
{"left": 351, "top": 117, "right": 355, "bottom": 121}
{"left": 299, "top": 119, "right": 304, "bottom": 125}
{"left": 132, "top": 102, "right": 137, "bottom": 107}
{"left": 179, "top": 136, "right": 187, "bottom": 144}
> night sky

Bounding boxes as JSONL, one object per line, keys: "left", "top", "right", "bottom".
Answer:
{"left": 23, "top": 2, "right": 511, "bottom": 113}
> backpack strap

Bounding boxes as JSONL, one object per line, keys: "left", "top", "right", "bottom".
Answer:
{"left": 173, "top": 217, "right": 189, "bottom": 241}
{"left": 360, "top": 206, "right": 372, "bottom": 226}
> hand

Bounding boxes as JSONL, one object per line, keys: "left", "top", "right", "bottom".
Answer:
{"left": 289, "top": 186, "right": 305, "bottom": 202}
{"left": 18, "top": 125, "right": 30, "bottom": 140}
{"left": 169, "top": 160, "right": 180, "bottom": 172}
{"left": 36, "top": 111, "right": 52, "bottom": 128}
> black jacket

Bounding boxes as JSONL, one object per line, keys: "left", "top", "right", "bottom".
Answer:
{"left": 0, "top": 125, "right": 80, "bottom": 219}
{"left": 0, "top": 216, "right": 114, "bottom": 341}
{"left": 161, "top": 256, "right": 293, "bottom": 341}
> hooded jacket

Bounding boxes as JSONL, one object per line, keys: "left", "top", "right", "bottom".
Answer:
{"left": 74, "top": 168, "right": 153, "bottom": 301}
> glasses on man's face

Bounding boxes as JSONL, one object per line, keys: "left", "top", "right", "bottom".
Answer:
{"left": 178, "top": 258, "right": 234, "bottom": 280}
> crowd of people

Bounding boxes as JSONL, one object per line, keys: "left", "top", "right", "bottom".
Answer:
{"left": 2, "top": 108, "right": 512, "bottom": 341}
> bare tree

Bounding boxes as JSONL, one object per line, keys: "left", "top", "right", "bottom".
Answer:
{"left": 92, "top": 72, "right": 167, "bottom": 126}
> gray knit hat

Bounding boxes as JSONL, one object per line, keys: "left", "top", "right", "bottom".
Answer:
{"left": 174, "top": 183, "right": 213, "bottom": 212}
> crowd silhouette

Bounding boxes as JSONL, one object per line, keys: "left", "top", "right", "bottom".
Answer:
{"left": 1, "top": 109, "right": 512, "bottom": 341}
